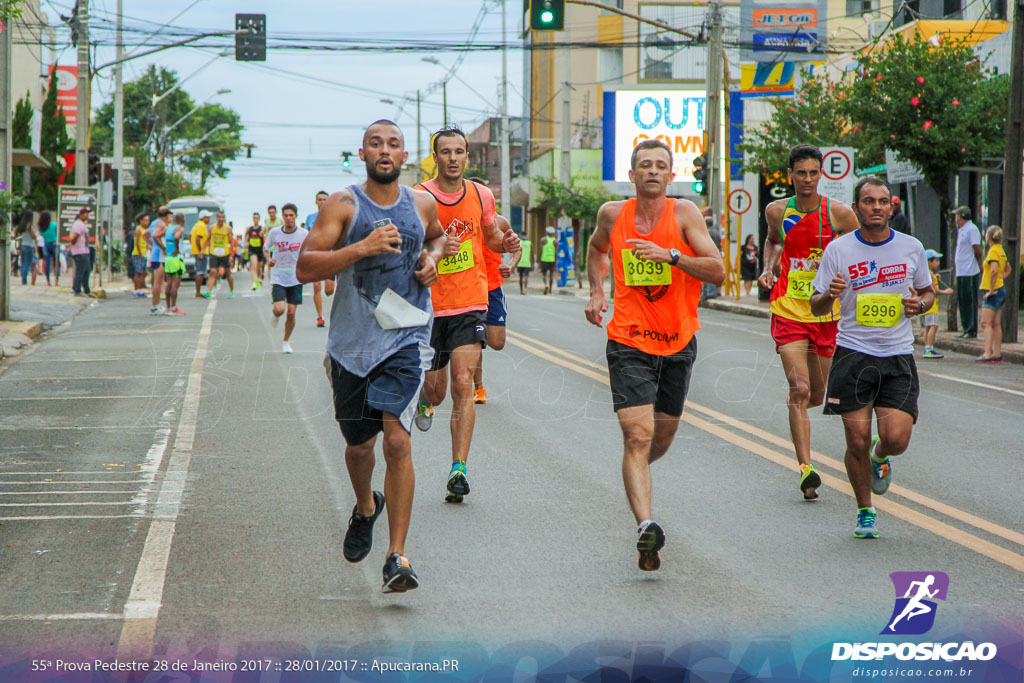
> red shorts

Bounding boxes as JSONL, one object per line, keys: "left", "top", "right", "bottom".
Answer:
{"left": 770, "top": 315, "right": 838, "bottom": 358}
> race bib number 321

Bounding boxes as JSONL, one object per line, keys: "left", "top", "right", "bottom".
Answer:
{"left": 786, "top": 271, "right": 816, "bottom": 300}
{"left": 438, "top": 240, "right": 474, "bottom": 275}
{"left": 622, "top": 249, "right": 671, "bottom": 287}
{"left": 856, "top": 293, "right": 901, "bottom": 327}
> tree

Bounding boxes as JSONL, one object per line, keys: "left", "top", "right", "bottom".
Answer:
{"left": 11, "top": 92, "right": 32, "bottom": 198}
{"left": 534, "top": 176, "right": 620, "bottom": 276}
{"left": 17, "top": 68, "right": 73, "bottom": 210}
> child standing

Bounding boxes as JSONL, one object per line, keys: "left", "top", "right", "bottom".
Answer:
{"left": 922, "top": 249, "right": 954, "bottom": 359}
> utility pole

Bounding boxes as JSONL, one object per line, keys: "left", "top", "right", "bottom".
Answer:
{"left": 416, "top": 89, "right": 422, "bottom": 172}
{"left": 500, "top": 0, "right": 512, "bottom": 219}
{"left": 113, "top": 0, "right": 125, "bottom": 282}
{"left": 704, "top": 0, "right": 723, "bottom": 225}
{"left": 559, "top": 37, "right": 571, "bottom": 214}
{"left": 1, "top": 11, "right": 12, "bottom": 320}
{"left": 1000, "top": 0, "right": 1023, "bottom": 343}
{"left": 74, "top": 0, "right": 90, "bottom": 187}
{"left": 442, "top": 81, "right": 448, "bottom": 127}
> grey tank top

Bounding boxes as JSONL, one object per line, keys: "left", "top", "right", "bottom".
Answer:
{"left": 326, "top": 184, "right": 433, "bottom": 377}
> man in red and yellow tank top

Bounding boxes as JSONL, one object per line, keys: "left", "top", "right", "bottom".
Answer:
{"left": 585, "top": 139, "right": 725, "bottom": 572}
{"left": 472, "top": 213, "right": 521, "bottom": 405}
{"left": 759, "top": 145, "right": 858, "bottom": 500}
{"left": 413, "top": 127, "right": 520, "bottom": 503}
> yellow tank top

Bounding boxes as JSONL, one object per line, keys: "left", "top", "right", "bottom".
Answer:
{"left": 209, "top": 224, "right": 231, "bottom": 257}
{"left": 132, "top": 226, "right": 146, "bottom": 256}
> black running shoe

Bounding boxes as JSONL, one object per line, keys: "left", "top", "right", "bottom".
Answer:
{"left": 637, "top": 521, "right": 666, "bottom": 571}
{"left": 382, "top": 553, "right": 419, "bottom": 593}
{"left": 343, "top": 490, "right": 384, "bottom": 563}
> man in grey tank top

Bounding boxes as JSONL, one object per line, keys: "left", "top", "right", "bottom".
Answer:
{"left": 297, "top": 119, "right": 457, "bottom": 594}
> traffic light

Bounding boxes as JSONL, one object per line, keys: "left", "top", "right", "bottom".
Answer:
{"left": 692, "top": 154, "right": 707, "bottom": 196}
{"left": 235, "top": 13, "right": 266, "bottom": 61}
{"left": 530, "top": 0, "right": 565, "bottom": 31}
{"left": 341, "top": 152, "right": 352, "bottom": 167}
{"left": 88, "top": 153, "right": 101, "bottom": 186}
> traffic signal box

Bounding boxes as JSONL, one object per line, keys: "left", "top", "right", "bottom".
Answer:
{"left": 530, "top": 0, "right": 565, "bottom": 31}
{"left": 235, "top": 14, "right": 266, "bottom": 61}
{"left": 692, "top": 154, "right": 708, "bottom": 196}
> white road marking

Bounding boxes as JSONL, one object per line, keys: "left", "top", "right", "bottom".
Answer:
{"left": 0, "top": 480, "right": 146, "bottom": 485}
{"left": 0, "top": 613, "right": 124, "bottom": 621}
{"left": 917, "top": 369, "right": 1024, "bottom": 398}
{"left": 0, "top": 395, "right": 164, "bottom": 401}
{"left": 0, "top": 491, "right": 143, "bottom": 495}
{"left": 118, "top": 300, "right": 216, "bottom": 659}
{"left": 0, "top": 514, "right": 143, "bottom": 521}
{"left": 0, "top": 501, "right": 141, "bottom": 507}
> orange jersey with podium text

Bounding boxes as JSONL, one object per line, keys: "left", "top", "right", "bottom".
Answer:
{"left": 607, "top": 199, "right": 702, "bottom": 356}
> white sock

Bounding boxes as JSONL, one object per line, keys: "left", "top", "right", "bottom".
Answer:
{"left": 637, "top": 520, "right": 652, "bottom": 534}
{"left": 870, "top": 439, "right": 885, "bottom": 462}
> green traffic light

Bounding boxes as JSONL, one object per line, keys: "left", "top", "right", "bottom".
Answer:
{"left": 692, "top": 181, "right": 704, "bottom": 194}
{"left": 541, "top": 9, "right": 554, "bottom": 22}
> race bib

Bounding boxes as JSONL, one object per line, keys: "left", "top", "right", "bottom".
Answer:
{"left": 249, "top": 237, "right": 261, "bottom": 247}
{"left": 438, "top": 239, "right": 474, "bottom": 275}
{"left": 856, "top": 293, "right": 902, "bottom": 327}
{"left": 786, "top": 270, "right": 816, "bottom": 300}
{"left": 213, "top": 247, "right": 226, "bottom": 257}
{"left": 622, "top": 249, "right": 671, "bottom": 287}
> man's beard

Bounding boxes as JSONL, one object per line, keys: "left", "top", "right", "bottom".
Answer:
{"left": 367, "top": 161, "right": 401, "bottom": 184}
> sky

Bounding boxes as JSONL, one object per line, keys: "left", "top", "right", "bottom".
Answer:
{"left": 42, "top": 0, "right": 526, "bottom": 230}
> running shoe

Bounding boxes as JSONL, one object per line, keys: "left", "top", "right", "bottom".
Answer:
{"left": 198, "top": 292, "right": 210, "bottom": 299}
{"left": 854, "top": 507, "right": 879, "bottom": 539}
{"left": 171, "top": 307, "right": 186, "bottom": 315}
{"left": 637, "top": 521, "right": 666, "bottom": 571}
{"left": 317, "top": 316, "right": 325, "bottom": 327}
{"left": 922, "top": 349, "right": 944, "bottom": 359}
{"left": 133, "top": 291, "right": 147, "bottom": 298}
{"left": 150, "top": 305, "right": 165, "bottom": 315}
{"left": 251, "top": 282, "right": 258, "bottom": 291}
{"left": 342, "top": 490, "right": 385, "bottom": 563}
{"left": 799, "top": 463, "right": 821, "bottom": 501}
{"left": 473, "top": 385, "right": 487, "bottom": 404}
{"left": 282, "top": 341, "right": 294, "bottom": 354}
{"left": 870, "top": 435, "right": 892, "bottom": 495}
{"left": 257, "top": 280, "right": 262, "bottom": 289}
{"left": 381, "top": 552, "right": 419, "bottom": 593}
{"left": 226, "top": 292, "right": 234, "bottom": 299}
{"left": 445, "top": 461, "right": 470, "bottom": 503}
{"left": 271, "top": 313, "right": 279, "bottom": 328}
{"left": 414, "top": 400, "right": 433, "bottom": 432}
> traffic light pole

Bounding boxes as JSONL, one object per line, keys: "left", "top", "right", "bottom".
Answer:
{"left": 500, "top": 0, "right": 512, "bottom": 219}
{"left": 75, "top": 0, "right": 90, "bottom": 187}
{"left": 1, "top": 11, "right": 12, "bottom": 320}
{"left": 1000, "top": 0, "right": 1023, "bottom": 343}
{"left": 113, "top": 0, "right": 124, "bottom": 282}
{"left": 705, "top": 0, "right": 723, "bottom": 236}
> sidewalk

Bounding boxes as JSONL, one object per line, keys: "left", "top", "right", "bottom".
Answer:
{"left": 700, "top": 292, "right": 1024, "bottom": 365}
{"left": 0, "top": 274, "right": 131, "bottom": 360}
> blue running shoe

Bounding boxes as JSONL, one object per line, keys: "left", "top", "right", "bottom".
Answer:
{"left": 445, "top": 461, "right": 469, "bottom": 503}
{"left": 870, "top": 435, "right": 892, "bottom": 495}
{"left": 854, "top": 507, "right": 879, "bottom": 539}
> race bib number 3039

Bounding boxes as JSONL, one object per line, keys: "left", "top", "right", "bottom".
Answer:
{"left": 622, "top": 249, "right": 671, "bottom": 287}
{"left": 438, "top": 239, "right": 474, "bottom": 275}
{"left": 856, "top": 293, "right": 901, "bottom": 327}
{"left": 786, "top": 271, "right": 816, "bottom": 300}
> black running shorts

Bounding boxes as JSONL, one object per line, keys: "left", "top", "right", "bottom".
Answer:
{"left": 606, "top": 337, "right": 697, "bottom": 417}
{"left": 326, "top": 345, "right": 427, "bottom": 446}
{"left": 272, "top": 283, "right": 302, "bottom": 305}
{"left": 210, "top": 255, "right": 231, "bottom": 270}
{"left": 824, "top": 346, "right": 920, "bottom": 423}
{"left": 429, "top": 310, "right": 487, "bottom": 371}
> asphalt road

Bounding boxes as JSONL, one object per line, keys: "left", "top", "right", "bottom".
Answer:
{"left": 0, "top": 272, "right": 1021, "bottom": 667}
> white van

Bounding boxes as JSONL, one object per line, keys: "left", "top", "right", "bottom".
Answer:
{"left": 165, "top": 196, "right": 223, "bottom": 280}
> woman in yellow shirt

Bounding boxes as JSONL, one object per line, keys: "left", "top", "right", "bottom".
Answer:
{"left": 978, "top": 225, "right": 1009, "bottom": 363}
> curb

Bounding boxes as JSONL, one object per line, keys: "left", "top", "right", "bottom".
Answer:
{"left": 0, "top": 322, "right": 44, "bottom": 360}
{"left": 699, "top": 298, "right": 1024, "bottom": 365}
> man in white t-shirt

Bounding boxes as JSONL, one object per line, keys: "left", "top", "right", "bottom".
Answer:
{"left": 264, "top": 202, "right": 309, "bottom": 354}
{"left": 951, "top": 206, "right": 982, "bottom": 339}
{"left": 810, "top": 177, "right": 934, "bottom": 541}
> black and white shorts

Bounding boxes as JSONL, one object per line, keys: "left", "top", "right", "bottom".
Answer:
{"left": 824, "top": 346, "right": 920, "bottom": 423}
{"left": 325, "top": 344, "right": 432, "bottom": 446}
{"left": 429, "top": 310, "right": 487, "bottom": 371}
{"left": 606, "top": 337, "right": 697, "bottom": 417}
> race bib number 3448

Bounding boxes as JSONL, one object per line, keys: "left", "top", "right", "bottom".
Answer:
{"left": 622, "top": 249, "right": 671, "bottom": 287}
{"left": 438, "top": 239, "right": 474, "bottom": 275}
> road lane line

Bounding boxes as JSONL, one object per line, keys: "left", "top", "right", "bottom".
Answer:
{"left": 117, "top": 300, "right": 216, "bottom": 659}
{"left": 507, "top": 333, "right": 1024, "bottom": 573}
{"left": 0, "top": 491, "right": 141, "bottom": 495}
{"left": 510, "top": 329, "right": 1024, "bottom": 549}
{"left": 917, "top": 369, "right": 1024, "bottom": 398}
{"left": 685, "top": 403, "right": 1024, "bottom": 548}
{"left": 0, "top": 395, "right": 164, "bottom": 401}
{"left": 0, "top": 480, "right": 146, "bottom": 485}
{"left": 0, "top": 515, "right": 144, "bottom": 521}
{"left": 0, "top": 613, "right": 124, "bottom": 621}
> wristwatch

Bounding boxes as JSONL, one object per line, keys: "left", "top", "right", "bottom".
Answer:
{"left": 669, "top": 248, "right": 681, "bottom": 266}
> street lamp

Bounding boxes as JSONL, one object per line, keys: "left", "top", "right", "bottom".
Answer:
{"left": 421, "top": 57, "right": 449, "bottom": 126}
{"left": 194, "top": 123, "right": 229, "bottom": 147}
{"left": 159, "top": 88, "right": 231, "bottom": 155}
{"left": 151, "top": 50, "right": 232, "bottom": 107}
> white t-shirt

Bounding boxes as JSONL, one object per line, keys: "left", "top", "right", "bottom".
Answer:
{"left": 266, "top": 226, "right": 308, "bottom": 287}
{"left": 813, "top": 229, "right": 932, "bottom": 357}
{"left": 954, "top": 220, "right": 981, "bottom": 277}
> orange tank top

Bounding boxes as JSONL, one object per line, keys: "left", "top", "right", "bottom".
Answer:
{"left": 415, "top": 180, "right": 489, "bottom": 315}
{"left": 607, "top": 199, "right": 701, "bottom": 355}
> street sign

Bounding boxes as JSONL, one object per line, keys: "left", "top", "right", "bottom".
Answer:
{"left": 885, "top": 149, "right": 924, "bottom": 184}
{"left": 728, "top": 188, "right": 752, "bottom": 214}
{"left": 819, "top": 147, "right": 856, "bottom": 203}
{"left": 57, "top": 186, "right": 99, "bottom": 243}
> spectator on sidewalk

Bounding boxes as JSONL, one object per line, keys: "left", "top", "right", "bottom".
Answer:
{"left": 70, "top": 207, "right": 94, "bottom": 297}
{"left": 702, "top": 215, "right": 722, "bottom": 301}
{"left": 889, "top": 197, "right": 911, "bottom": 235}
{"left": 977, "top": 226, "right": 1009, "bottom": 363}
{"left": 952, "top": 206, "right": 982, "bottom": 339}
{"left": 741, "top": 234, "right": 758, "bottom": 297}
{"left": 38, "top": 211, "right": 59, "bottom": 286}
{"left": 15, "top": 211, "right": 37, "bottom": 285}
{"left": 921, "top": 249, "right": 954, "bottom": 359}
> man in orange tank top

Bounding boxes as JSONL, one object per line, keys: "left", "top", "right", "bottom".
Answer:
{"left": 472, "top": 213, "right": 521, "bottom": 405}
{"left": 759, "top": 145, "right": 858, "bottom": 501}
{"left": 585, "top": 139, "right": 725, "bottom": 571}
{"left": 412, "top": 127, "right": 521, "bottom": 503}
